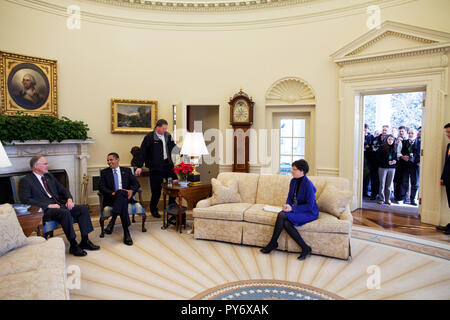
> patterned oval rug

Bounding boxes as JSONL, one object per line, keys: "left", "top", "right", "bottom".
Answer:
{"left": 192, "top": 279, "right": 343, "bottom": 300}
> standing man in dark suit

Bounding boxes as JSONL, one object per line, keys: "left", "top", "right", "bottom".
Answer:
{"left": 438, "top": 123, "right": 450, "bottom": 234}
{"left": 19, "top": 156, "right": 100, "bottom": 256}
{"left": 135, "top": 119, "right": 178, "bottom": 218}
{"left": 98, "top": 152, "right": 140, "bottom": 245}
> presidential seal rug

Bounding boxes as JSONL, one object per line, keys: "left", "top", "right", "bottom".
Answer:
{"left": 64, "top": 222, "right": 450, "bottom": 300}
{"left": 191, "top": 279, "right": 343, "bottom": 300}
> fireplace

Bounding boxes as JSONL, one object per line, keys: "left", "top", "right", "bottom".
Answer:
{"left": 0, "top": 139, "right": 93, "bottom": 203}
{"left": 0, "top": 169, "right": 69, "bottom": 204}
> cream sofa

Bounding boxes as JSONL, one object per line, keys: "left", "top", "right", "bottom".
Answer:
{"left": 0, "top": 203, "right": 69, "bottom": 300}
{"left": 193, "top": 173, "right": 353, "bottom": 260}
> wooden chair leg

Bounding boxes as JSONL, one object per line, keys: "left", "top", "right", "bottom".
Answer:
{"left": 99, "top": 216, "right": 105, "bottom": 238}
{"left": 141, "top": 215, "right": 147, "bottom": 232}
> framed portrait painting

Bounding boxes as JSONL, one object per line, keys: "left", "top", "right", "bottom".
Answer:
{"left": 111, "top": 99, "right": 157, "bottom": 134}
{"left": 0, "top": 51, "right": 57, "bottom": 116}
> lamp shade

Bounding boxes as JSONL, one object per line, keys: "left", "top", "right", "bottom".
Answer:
{"left": 0, "top": 142, "right": 12, "bottom": 168}
{"left": 180, "top": 132, "right": 209, "bottom": 156}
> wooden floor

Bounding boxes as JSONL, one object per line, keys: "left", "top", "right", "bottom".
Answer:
{"left": 352, "top": 208, "right": 450, "bottom": 243}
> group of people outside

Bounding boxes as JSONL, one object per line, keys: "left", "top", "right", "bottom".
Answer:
{"left": 363, "top": 124, "right": 421, "bottom": 206}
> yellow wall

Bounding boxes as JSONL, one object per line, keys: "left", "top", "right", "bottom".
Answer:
{"left": 1, "top": 0, "right": 449, "bottom": 172}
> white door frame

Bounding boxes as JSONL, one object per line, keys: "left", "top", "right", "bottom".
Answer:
{"left": 339, "top": 70, "right": 446, "bottom": 225}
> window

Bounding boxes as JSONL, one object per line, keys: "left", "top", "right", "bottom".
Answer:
{"left": 280, "top": 119, "right": 306, "bottom": 175}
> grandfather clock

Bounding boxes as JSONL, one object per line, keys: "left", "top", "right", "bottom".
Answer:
{"left": 229, "top": 89, "right": 254, "bottom": 173}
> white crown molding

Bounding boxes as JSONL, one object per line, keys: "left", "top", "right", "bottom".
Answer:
{"left": 331, "top": 20, "right": 450, "bottom": 65}
{"left": 88, "top": 0, "right": 316, "bottom": 12}
{"left": 6, "top": 0, "right": 416, "bottom": 31}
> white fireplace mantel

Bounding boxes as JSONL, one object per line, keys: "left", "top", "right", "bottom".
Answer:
{"left": 1, "top": 139, "right": 95, "bottom": 203}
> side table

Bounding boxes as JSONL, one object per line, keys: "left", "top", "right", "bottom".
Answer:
{"left": 16, "top": 206, "right": 44, "bottom": 237}
{"left": 162, "top": 182, "right": 212, "bottom": 233}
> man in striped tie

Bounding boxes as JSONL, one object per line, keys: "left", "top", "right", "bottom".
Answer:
{"left": 20, "top": 156, "right": 100, "bottom": 256}
{"left": 98, "top": 152, "right": 141, "bottom": 245}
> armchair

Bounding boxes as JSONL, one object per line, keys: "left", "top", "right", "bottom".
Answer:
{"left": 10, "top": 175, "right": 77, "bottom": 239}
{"left": 98, "top": 167, "right": 147, "bottom": 238}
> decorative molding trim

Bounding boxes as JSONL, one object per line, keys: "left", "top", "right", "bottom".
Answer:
{"left": 88, "top": 0, "right": 317, "bottom": 12}
{"left": 316, "top": 167, "right": 339, "bottom": 177}
{"left": 249, "top": 164, "right": 261, "bottom": 174}
{"left": 338, "top": 54, "right": 449, "bottom": 78}
{"left": 219, "top": 164, "right": 233, "bottom": 172}
{"left": 335, "top": 44, "right": 450, "bottom": 66}
{"left": 265, "top": 76, "right": 316, "bottom": 104}
{"left": 346, "top": 30, "right": 437, "bottom": 57}
{"left": 6, "top": 0, "right": 415, "bottom": 31}
{"left": 331, "top": 21, "right": 450, "bottom": 66}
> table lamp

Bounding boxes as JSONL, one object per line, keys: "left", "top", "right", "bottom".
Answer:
{"left": 180, "top": 132, "right": 209, "bottom": 185}
{"left": 0, "top": 142, "right": 12, "bottom": 168}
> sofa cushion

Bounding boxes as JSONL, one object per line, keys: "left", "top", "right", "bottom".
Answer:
{"left": 297, "top": 212, "right": 351, "bottom": 233}
{"left": 255, "top": 174, "right": 291, "bottom": 206}
{"left": 193, "top": 203, "right": 252, "bottom": 221}
{"left": 243, "top": 204, "right": 279, "bottom": 226}
{"left": 317, "top": 184, "right": 353, "bottom": 218}
{"left": 210, "top": 178, "right": 241, "bottom": 205}
{"left": 216, "top": 172, "right": 260, "bottom": 204}
{"left": 0, "top": 204, "right": 27, "bottom": 257}
{"left": 307, "top": 176, "right": 328, "bottom": 200}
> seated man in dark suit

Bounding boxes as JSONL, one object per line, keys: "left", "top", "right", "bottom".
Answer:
{"left": 19, "top": 156, "right": 100, "bottom": 257}
{"left": 98, "top": 152, "right": 141, "bottom": 246}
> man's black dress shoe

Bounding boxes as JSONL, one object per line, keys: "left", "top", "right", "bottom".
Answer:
{"left": 436, "top": 223, "right": 450, "bottom": 230}
{"left": 123, "top": 231, "right": 133, "bottom": 246}
{"left": 410, "top": 201, "right": 418, "bottom": 206}
{"left": 79, "top": 240, "right": 100, "bottom": 251}
{"left": 151, "top": 210, "right": 161, "bottom": 218}
{"left": 69, "top": 244, "right": 87, "bottom": 257}
{"left": 297, "top": 245, "right": 312, "bottom": 261}
{"left": 104, "top": 222, "right": 115, "bottom": 234}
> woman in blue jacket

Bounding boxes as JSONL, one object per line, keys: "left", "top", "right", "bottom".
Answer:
{"left": 261, "top": 159, "right": 319, "bottom": 260}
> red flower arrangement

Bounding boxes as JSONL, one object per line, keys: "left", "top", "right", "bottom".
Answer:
{"left": 173, "top": 162, "right": 194, "bottom": 181}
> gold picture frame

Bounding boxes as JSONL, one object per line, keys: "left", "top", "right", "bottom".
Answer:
{"left": 111, "top": 98, "right": 158, "bottom": 134}
{"left": 0, "top": 51, "right": 57, "bottom": 116}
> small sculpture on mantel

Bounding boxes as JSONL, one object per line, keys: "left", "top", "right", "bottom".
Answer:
{"left": 130, "top": 146, "right": 140, "bottom": 168}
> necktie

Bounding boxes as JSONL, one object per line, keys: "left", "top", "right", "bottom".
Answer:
{"left": 113, "top": 169, "right": 120, "bottom": 191}
{"left": 41, "top": 176, "right": 61, "bottom": 205}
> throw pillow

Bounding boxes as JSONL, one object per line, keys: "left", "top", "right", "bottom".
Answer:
{"left": 0, "top": 204, "right": 27, "bottom": 256}
{"left": 210, "top": 178, "right": 241, "bottom": 205}
{"left": 317, "top": 184, "right": 353, "bottom": 218}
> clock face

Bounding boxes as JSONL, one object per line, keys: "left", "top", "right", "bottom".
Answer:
{"left": 233, "top": 99, "right": 249, "bottom": 122}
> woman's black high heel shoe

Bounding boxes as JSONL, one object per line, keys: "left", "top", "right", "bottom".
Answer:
{"left": 260, "top": 242, "right": 278, "bottom": 254}
{"left": 297, "top": 245, "right": 311, "bottom": 260}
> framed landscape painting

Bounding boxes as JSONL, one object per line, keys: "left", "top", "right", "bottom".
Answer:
{"left": 111, "top": 99, "right": 157, "bottom": 134}
{"left": 0, "top": 51, "right": 57, "bottom": 116}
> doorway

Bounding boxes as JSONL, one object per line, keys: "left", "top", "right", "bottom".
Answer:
{"left": 361, "top": 89, "right": 424, "bottom": 216}
{"left": 186, "top": 105, "right": 220, "bottom": 183}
